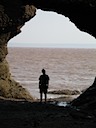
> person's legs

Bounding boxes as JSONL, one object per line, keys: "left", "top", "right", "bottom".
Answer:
{"left": 40, "top": 92, "right": 42, "bottom": 102}
{"left": 45, "top": 93, "right": 47, "bottom": 103}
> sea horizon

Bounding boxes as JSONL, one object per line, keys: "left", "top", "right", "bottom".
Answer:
{"left": 8, "top": 42, "right": 96, "bottom": 49}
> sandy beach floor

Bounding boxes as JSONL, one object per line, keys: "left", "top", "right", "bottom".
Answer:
{"left": 0, "top": 98, "right": 96, "bottom": 128}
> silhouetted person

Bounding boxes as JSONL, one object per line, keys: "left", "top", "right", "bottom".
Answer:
{"left": 39, "top": 69, "right": 49, "bottom": 102}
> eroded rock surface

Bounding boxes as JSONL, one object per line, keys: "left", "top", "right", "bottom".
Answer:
{"left": 0, "top": 0, "right": 36, "bottom": 100}
{"left": 71, "top": 77, "right": 96, "bottom": 111}
{"left": 30, "top": 0, "right": 96, "bottom": 38}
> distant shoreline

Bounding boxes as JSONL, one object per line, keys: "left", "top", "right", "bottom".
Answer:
{"left": 8, "top": 46, "right": 96, "bottom": 49}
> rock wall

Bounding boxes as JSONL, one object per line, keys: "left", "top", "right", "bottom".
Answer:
{"left": 0, "top": 0, "right": 36, "bottom": 100}
{"left": 0, "top": 0, "right": 96, "bottom": 103}
{"left": 30, "top": 0, "right": 96, "bottom": 38}
{"left": 71, "top": 77, "right": 96, "bottom": 110}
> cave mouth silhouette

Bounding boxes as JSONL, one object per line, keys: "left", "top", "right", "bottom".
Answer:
{"left": 8, "top": 9, "right": 96, "bottom": 48}
{"left": 7, "top": 10, "right": 96, "bottom": 100}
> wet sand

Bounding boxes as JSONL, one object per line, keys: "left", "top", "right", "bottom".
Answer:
{"left": 0, "top": 98, "right": 96, "bottom": 128}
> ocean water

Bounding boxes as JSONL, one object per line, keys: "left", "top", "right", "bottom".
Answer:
{"left": 7, "top": 47, "right": 96, "bottom": 100}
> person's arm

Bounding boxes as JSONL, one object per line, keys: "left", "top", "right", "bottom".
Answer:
{"left": 46, "top": 75, "right": 49, "bottom": 88}
{"left": 48, "top": 75, "right": 50, "bottom": 85}
{"left": 39, "top": 76, "right": 41, "bottom": 88}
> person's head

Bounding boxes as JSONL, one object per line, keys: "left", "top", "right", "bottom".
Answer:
{"left": 42, "top": 69, "right": 46, "bottom": 74}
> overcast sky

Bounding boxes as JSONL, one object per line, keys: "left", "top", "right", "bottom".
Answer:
{"left": 8, "top": 9, "right": 96, "bottom": 48}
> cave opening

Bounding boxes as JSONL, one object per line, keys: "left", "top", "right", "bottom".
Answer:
{"left": 7, "top": 9, "right": 96, "bottom": 100}
{"left": 8, "top": 9, "right": 96, "bottom": 48}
